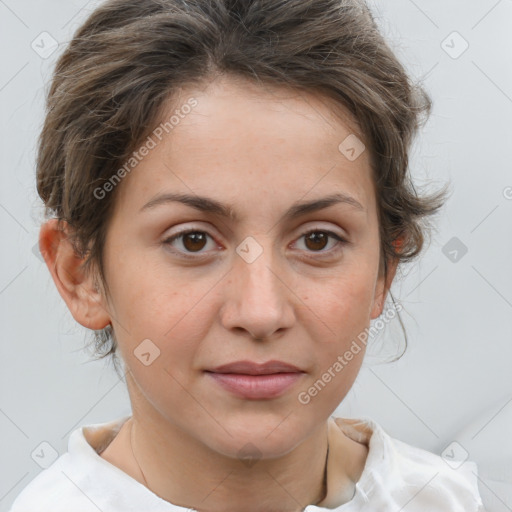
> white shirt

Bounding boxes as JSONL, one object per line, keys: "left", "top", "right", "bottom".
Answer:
{"left": 8, "top": 415, "right": 485, "bottom": 511}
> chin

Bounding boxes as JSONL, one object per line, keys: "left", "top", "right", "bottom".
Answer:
{"left": 198, "top": 413, "right": 308, "bottom": 461}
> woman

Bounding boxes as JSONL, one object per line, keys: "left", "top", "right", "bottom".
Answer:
{"left": 10, "top": 0, "right": 484, "bottom": 510}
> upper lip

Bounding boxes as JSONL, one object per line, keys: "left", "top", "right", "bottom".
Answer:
{"left": 206, "top": 360, "right": 303, "bottom": 375}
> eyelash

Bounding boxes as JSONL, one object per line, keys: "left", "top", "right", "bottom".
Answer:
{"left": 163, "top": 228, "right": 348, "bottom": 260}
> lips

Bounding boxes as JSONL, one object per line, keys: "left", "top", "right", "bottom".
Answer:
{"left": 205, "top": 360, "right": 305, "bottom": 400}
{"left": 207, "top": 359, "right": 303, "bottom": 375}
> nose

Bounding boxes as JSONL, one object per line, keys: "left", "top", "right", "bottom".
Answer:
{"left": 219, "top": 243, "right": 296, "bottom": 342}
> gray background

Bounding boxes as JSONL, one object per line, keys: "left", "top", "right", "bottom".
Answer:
{"left": 1, "top": 0, "right": 511, "bottom": 510}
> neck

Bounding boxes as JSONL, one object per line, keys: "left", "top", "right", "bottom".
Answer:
{"left": 129, "top": 414, "right": 330, "bottom": 512}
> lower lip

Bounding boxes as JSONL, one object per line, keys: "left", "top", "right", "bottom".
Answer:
{"left": 206, "top": 372, "right": 304, "bottom": 399}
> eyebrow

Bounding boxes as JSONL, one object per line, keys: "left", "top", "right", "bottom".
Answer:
{"left": 139, "top": 192, "right": 365, "bottom": 222}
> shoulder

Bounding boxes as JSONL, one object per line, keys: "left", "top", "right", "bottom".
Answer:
{"left": 9, "top": 417, "right": 178, "bottom": 512}
{"left": 332, "top": 417, "right": 486, "bottom": 512}
{"left": 9, "top": 418, "right": 131, "bottom": 511}
{"left": 9, "top": 421, "right": 110, "bottom": 512}
{"left": 8, "top": 451, "right": 97, "bottom": 512}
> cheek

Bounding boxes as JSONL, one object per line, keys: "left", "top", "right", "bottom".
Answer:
{"left": 110, "top": 264, "right": 222, "bottom": 377}
{"left": 105, "top": 243, "right": 190, "bottom": 327}
{"left": 304, "top": 264, "right": 377, "bottom": 346}
{"left": 114, "top": 286, "right": 205, "bottom": 408}
{"left": 297, "top": 276, "right": 372, "bottom": 409}
{"left": 298, "top": 259, "right": 377, "bottom": 400}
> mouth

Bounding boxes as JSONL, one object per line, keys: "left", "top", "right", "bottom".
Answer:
{"left": 204, "top": 360, "right": 306, "bottom": 400}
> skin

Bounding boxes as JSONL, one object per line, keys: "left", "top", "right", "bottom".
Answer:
{"left": 40, "top": 74, "right": 398, "bottom": 512}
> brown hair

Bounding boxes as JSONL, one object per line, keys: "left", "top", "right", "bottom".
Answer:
{"left": 37, "top": 0, "right": 448, "bottom": 375}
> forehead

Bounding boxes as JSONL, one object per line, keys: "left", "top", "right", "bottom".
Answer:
{"left": 171, "top": 75, "right": 365, "bottom": 155}
{"left": 112, "top": 75, "right": 376, "bottom": 220}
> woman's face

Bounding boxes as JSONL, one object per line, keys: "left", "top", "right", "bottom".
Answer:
{"left": 100, "top": 75, "right": 395, "bottom": 458}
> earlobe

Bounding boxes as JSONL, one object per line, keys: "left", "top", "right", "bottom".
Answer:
{"left": 39, "top": 219, "right": 111, "bottom": 330}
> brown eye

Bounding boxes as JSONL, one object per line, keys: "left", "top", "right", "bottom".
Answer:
{"left": 304, "top": 231, "right": 329, "bottom": 251}
{"left": 295, "top": 229, "right": 347, "bottom": 255}
{"left": 181, "top": 232, "right": 208, "bottom": 252}
{"left": 164, "top": 230, "right": 215, "bottom": 256}
{"left": 164, "top": 228, "right": 347, "bottom": 260}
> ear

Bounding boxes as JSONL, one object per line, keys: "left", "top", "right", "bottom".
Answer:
{"left": 39, "top": 219, "right": 111, "bottom": 330}
{"left": 370, "top": 255, "right": 399, "bottom": 320}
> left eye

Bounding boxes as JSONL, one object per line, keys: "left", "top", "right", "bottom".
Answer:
{"left": 294, "top": 229, "right": 346, "bottom": 253}
{"left": 163, "top": 229, "right": 346, "bottom": 257}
